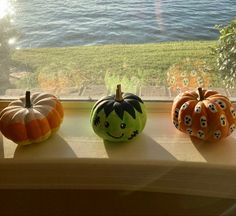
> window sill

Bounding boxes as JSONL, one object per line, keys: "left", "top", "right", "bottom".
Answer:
{"left": 0, "top": 101, "right": 236, "bottom": 199}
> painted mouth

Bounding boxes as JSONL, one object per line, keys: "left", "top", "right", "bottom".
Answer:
{"left": 128, "top": 130, "right": 139, "bottom": 140}
{"left": 107, "top": 132, "right": 124, "bottom": 139}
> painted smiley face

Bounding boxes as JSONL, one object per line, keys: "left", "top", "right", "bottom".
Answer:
{"left": 92, "top": 109, "right": 146, "bottom": 142}
{"left": 104, "top": 121, "right": 125, "bottom": 139}
{"left": 90, "top": 92, "right": 147, "bottom": 142}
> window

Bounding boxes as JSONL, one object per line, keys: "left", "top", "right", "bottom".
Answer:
{"left": 0, "top": 1, "right": 236, "bottom": 199}
{"left": 0, "top": 0, "right": 235, "bottom": 100}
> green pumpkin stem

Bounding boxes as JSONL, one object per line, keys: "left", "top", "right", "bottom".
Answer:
{"left": 25, "top": 91, "right": 32, "bottom": 108}
{"left": 198, "top": 87, "right": 204, "bottom": 101}
{"left": 115, "top": 84, "right": 123, "bottom": 102}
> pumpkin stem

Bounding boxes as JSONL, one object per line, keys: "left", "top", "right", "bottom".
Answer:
{"left": 198, "top": 87, "right": 204, "bottom": 101}
{"left": 115, "top": 84, "right": 123, "bottom": 102}
{"left": 25, "top": 91, "right": 32, "bottom": 108}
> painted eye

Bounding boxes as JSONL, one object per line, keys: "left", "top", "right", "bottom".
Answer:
{"left": 120, "top": 123, "right": 126, "bottom": 129}
{"left": 104, "top": 121, "right": 109, "bottom": 128}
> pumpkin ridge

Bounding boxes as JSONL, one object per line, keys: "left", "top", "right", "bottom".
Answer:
{"left": 31, "top": 93, "right": 55, "bottom": 103}
{"left": 9, "top": 100, "right": 24, "bottom": 107}
{"left": 119, "top": 101, "right": 136, "bottom": 119}
{"left": 126, "top": 99, "right": 143, "bottom": 114}
{"left": 55, "top": 101, "right": 64, "bottom": 119}
{"left": 174, "top": 95, "right": 196, "bottom": 103}
{"left": 203, "top": 90, "right": 219, "bottom": 98}
{"left": 94, "top": 99, "right": 113, "bottom": 114}
{"left": 208, "top": 95, "right": 231, "bottom": 103}
{"left": 33, "top": 105, "right": 54, "bottom": 117}
{"left": 0, "top": 107, "right": 24, "bottom": 118}
{"left": 123, "top": 93, "right": 143, "bottom": 103}
{"left": 103, "top": 101, "right": 115, "bottom": 118}
{"left": 3, "top": 123, "right": 28, "bottom": 142}
{"left": 95, "top": 98, "right": 143, "bottom": 120}
{"left": 92, "top": 95, "right": 114, "bottom": 113}
{"left": 34, "top": 98, "right": 57, "bottom": 108}
{"left": 23, "top": 109, "right": 33, "bottom": 140}
{"left": 45, "top": 109, "right": 62, "bottom": 129}
{"left": 11, "top": 109, "right": 29, "bottom": 123}
{"left": 25, "top": 114, "right": 47, "bottom": 140}
{"left": 18, "top": 130, "right": 52, "bottom": 145}
{"left": 36, "top": 117, "right": 51, "bottom": 138}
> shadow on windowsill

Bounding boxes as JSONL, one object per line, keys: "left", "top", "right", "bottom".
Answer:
{"left": 104, "top": 133, "right": 177, "bottom": 161}
{"left": 191, "top": 135, "right": 236, "bottom": 165}
{"left": 14, "top": 134, "right": 77, "bottom": 159}
{"left": 0, "top": 132, "right": 3, "bottom": 158}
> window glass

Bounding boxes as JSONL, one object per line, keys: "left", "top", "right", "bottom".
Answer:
{"left": 0, "top": 0, "right": 235, "bottom": 100}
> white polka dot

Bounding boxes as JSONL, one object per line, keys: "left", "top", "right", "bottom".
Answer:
{"left": 220, "top": 114, "right": 227, "bottom": 126}
{"left": 200, "top": 116, "right": 207, "bottom": 128}
{"left": 215, "top": 99, "right": 227, "bottom": 110}
{"left": 230, "top": 107, "right": 236, "bottom": 119}
{"left": 229, "top": 124, "right": 236, "bottom": 134}
{"left": 184, "top": 115, "right": 192, "bottom": 126}
{"left": 173, "top": 120, "right": 179, "bottom": 129}
{"left": 181, "top": 103, "right": 189, "bottom": 110}
{"left": 197, "top": 130, "right": 205, "bottom": 139}
{"left": 208, "top": 103, "right": 218, "bottom": 113}
{"left": 174, "top": 108, "right": 179, "bottom": 119}
{"left": 186, "top": 128, "right": 193, "bottom": 135}
{"left": 194, "top": 105, "right": 202, "bottom": 113}
{"left": 214, "top": 130, "right": 221, "bottom": 139}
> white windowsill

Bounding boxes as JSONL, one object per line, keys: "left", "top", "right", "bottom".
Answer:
{"left": 0, "top": 101, "right": 236, "bottom": 199}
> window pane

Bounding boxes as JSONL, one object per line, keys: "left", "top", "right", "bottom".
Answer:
{"left": 1, "top": 0, "right": 235, "bottom": 100}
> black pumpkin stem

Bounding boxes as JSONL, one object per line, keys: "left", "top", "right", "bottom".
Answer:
{"left": 198, "top": 87, "right": 204, "bottom": 101}
{"left": 25, "top": 91, "right": 32, "bottom": 108}
{"left": 115, "top": 84, "right": 123, "bottom": 102}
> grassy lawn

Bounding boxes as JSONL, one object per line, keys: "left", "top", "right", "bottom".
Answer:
{"left": 12, "top": 40, "right": 218, "bottom": 92}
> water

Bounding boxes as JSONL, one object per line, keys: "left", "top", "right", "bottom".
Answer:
{"left": 11, "top": 0, "right": 236, "bottom": 48}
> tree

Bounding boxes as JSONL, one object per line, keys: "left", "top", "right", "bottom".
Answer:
{"left": 0, "top": 12, "right": 14, "bottom": 94}
{"left": 216, "top": 19, "right": 236, "bottom": 90}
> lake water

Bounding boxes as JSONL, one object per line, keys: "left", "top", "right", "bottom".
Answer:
{"left": 12, "top": 0, "right": 236, "bottom": 48}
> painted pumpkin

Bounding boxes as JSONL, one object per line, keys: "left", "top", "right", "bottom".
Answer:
{"left": 167, "top": 59, "right": 215, "bottom": 94}
{"left": 90, "top": 84, "right": 147, "bottom": 142}
{"left": 0, "top": 91, "right": 64, "bottom": 145}
{"left": 172, "top": 88, "right": 236, "bottom": 142}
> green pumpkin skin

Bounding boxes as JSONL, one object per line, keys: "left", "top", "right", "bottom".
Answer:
{"left": 90, "top": 93, "right": 147, "bottom": 142}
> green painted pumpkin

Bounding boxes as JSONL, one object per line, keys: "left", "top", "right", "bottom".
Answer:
{"left": 90, "top": 84, "right": 147, "bottom": 142}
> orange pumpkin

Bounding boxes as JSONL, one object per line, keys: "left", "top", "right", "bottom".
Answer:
{"left": 172, "top": 88, "right": 236, "bottom": 142}
{"left": 0, "top": 91, "right": 64, "bottom": 145}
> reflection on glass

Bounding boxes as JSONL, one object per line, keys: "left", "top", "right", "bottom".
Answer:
{"left": 0, "top": 0, "right": 11, "bottom": 19}
{"left": 1, "top": 0, "right": 236, "bottom": 98}
{"left": 0, "top": 0, "right": 16, "bottom": 94}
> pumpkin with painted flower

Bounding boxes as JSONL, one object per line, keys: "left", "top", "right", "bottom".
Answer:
{"left": 171, "top": 88, "right": 236, "bottom": 142}
{"left": 0, "top": 91, "right": 64, "bottom": 145}
{"left": 90, "top": 84, "right": 147, "bottom": 142}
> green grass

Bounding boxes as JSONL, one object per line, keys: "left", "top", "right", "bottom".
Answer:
{"left": 12, "top": 40, "right": 218, "bottom": 90}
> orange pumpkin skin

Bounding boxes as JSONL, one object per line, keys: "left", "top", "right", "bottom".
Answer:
{"left": 0, "top": 92, "right": 64, "bottom": 145}
{"left": 172, "top": 88, "right": 236, "bottom": 142}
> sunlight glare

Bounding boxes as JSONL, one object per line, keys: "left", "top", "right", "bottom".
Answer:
{"left": 8, "top": 37, "right": 16, "bottom": 45}
{"left": 0, "top": 0, "right": 11, "bottom": 19}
